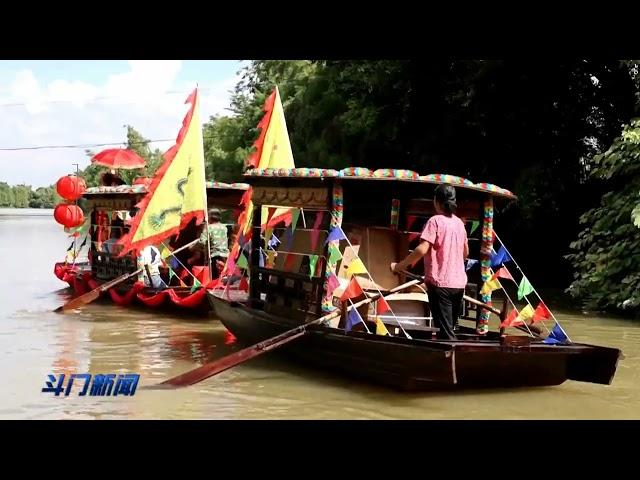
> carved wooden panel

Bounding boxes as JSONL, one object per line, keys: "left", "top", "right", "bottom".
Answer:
{"left": 252, "top": 186, "right": 329, "bottom": 208}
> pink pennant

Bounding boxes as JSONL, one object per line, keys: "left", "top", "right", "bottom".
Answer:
{"left": 309, "top": 211, "right": 325, "bottom": 252}
{"left": 326, "top": 273, "right": 340, "bottom": 296}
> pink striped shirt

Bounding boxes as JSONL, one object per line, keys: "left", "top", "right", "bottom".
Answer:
{"left": 420, "top": 214, "right": 468, "bottom": 289}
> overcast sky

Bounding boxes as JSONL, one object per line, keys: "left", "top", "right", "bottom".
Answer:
{"left": 0, "top": 60, "right": 244, "bottom": 187}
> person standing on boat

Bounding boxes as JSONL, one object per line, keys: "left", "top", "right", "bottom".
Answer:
{"left": 391, "top": 184, "right": 468, "bottom": 339}
{"left": 198, "top": 208, "right": 229, "bottom": 279}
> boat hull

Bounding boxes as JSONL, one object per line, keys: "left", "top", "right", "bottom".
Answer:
{"left": 209, "top": 294, "right": 622, "bottom": 391}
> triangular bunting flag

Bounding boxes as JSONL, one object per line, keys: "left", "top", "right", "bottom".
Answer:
{"left": 544, "top": 323, "right": 568, "bottom": 344}
{"left": 406, "top": 215, "right": 418, "bottom": 231}
{"left": 328, "top": 244, "right": 343, "bottom": 264}
{"left": 517, "top": 276, "right": 534, "bottom": 300}
{"left": 490, "top": 246, "right": 512, "bottom": 268}
{"left": 283, "top": 253, "right": 297, "bottom": 272}
{"left": 267, "top": 233, "right": 280, "bottom": 248}
{"left": 290, "top": 209, "right": 301, "bottom": 232}
{"left": 239, "top": 276, "right": 249, "bottom": 291}
{"left": 265, "top": 207, "right": 276, "bottom": 226}
{"left": 465, "top": 259, "right": 479, "bottom": 271}
{"left": 345, "top": 308, "right": 364, "bottom": 332}
{"left": 326, "top": 226, "right": 347, "bottom": 244}
{"left": 377, "top": 297, "right": 391, "bottom": 314}
{"left": 532, "top": 301, "right": 552, "bottom": 323}
{"left": 327, "top": 273, "right": 340, "bottom": 296}
{"left": 516, "top": 304, "right": 535, "bottom": 324}
{"left": 168, "top": 267, "right": 177, "bottom": 280}
{"left": 190, "top": 278, "right": 202, "bottom": 293}
{"left": 500, "top": 309, "right": 520, "bottom": 328}
{"left": 237, "top": 252, "right": 249, "bottom": 270}
{"left": 284, "top": 226, "right": 294, "bottom": 251}
{"left": 346, "top": 258, "right": 367, "bottom": 278}
{"left": 266, "top": 250, "right": 276, "bottom": 268}
{"left": 308, "top": 254, "right": 319, "bottom": 279}
{"left": 480, "top": 277, "right": 501, "bottom": 295}
{"left": 375, "top": 317, "right": 390, "bottom": 336}
{"left": 340, "top": 277, "right": 364, "bottom": 302}
{"left": 309, "top": 211, "right": 324, "bottom": 253}
{"left": 470, "top": 220, "right": 480, "bottom": 235}
{"left": 492, "top": 266, "right": 514, "bottom": 282}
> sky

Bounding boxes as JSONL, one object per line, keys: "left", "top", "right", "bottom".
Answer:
{"left": 0, "top": 60, "right": 245, "bottom": 187}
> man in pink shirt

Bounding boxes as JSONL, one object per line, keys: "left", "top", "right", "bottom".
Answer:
{"left": 391, "top": 184, "right": 469, "bottom": 339}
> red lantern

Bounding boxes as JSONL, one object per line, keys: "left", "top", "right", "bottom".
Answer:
{"left": 54, "top": 204, "right": 85, "bottom": 228}
{"left": 56, "top": 175, "right": 86, "bottom": 201}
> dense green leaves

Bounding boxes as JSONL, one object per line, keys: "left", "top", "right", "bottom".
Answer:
{"left": 567, "top": 120, "right": 640, "bottom": 313}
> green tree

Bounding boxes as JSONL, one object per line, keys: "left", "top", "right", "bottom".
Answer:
{"left": 0, "top": 182, "right": 15, "bottom": 207}
{"left": 12, "top": 184, "right": 32, "bottom": 208}
{"left": 567, "top": 119, "right": 640, "bottom": 313}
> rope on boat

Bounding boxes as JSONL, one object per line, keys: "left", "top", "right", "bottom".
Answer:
{"left": 493, "top": 230, "right": 571, "bottom": 342}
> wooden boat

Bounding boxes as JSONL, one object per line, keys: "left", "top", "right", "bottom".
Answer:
{"left": 207, "top": 167, "right": 622, "bottom": 390}
{"left": 54, "top": 181, "right": 248, "bottom": 314}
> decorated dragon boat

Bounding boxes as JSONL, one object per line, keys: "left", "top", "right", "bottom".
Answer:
{"left": 206, "top": 167, "right": 623, "bottom": 390}
{"left": 53, "top": 87, "right": 250, "bottom": 315}
{"left": 54, "top": 181, "right": 248, "bottom": 313}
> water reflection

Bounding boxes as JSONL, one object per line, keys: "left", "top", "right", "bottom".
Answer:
{"left": 1, "top": 209, "right": 639, "bottom": 419}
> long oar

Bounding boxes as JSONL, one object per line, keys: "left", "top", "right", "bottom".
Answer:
{"left": 398, "top": 270, "right": 543, "bottom": 337}
{"left": 53, "top": 238, "right": 200, "bottom": 313}
{"left": 151, "top": 277, "right": 423, "bottom": 388}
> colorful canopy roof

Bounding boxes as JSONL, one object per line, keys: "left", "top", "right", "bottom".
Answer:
{"left": 244, "top": 167, "right": 516, "bottom": 198}
{"left": 84, "top": 184, "right": 148, "bottom": 195}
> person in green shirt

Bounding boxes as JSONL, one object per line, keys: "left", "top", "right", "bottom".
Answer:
{"left": 200, "top": 208, "right": 229, "bottom": 279}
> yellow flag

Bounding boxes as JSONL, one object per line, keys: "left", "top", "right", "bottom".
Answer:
{"left": 480, "top": 277, "right": 501, "bottom": 295}
{"left": 223, "top": 86, "right": 295, "bottom": 276}
{"left": 346, "top": 258, "right": 368, "bottom": 278}
{"left": 375, "top": 317, "right": 390, "bottom": 336}
{"left": 159, "top": 243, "right": 172, "bottom": 259}
{"left": 266, "top": 250, "right": 276, "bottom": 268}
{"left": 119, "top": 88, "right": 206, "bottom": 255}
{"left": 516, "top": 304, "right": 535, "bottom": 323}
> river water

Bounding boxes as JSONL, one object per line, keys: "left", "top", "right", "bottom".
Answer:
{"left": 1, "top": 208, "right": 638, "bottom": 419}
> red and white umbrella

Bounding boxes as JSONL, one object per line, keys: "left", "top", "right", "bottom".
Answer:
{"left": 91, "top": 148, "right": 146, "bottom": 170}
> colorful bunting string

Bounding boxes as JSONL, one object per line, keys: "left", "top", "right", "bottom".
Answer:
{"left": 480, "top": 277, "right": 501, "bottom": 295}
{"left": 328, "top": 244, "right": 343, "bottom": 264}
{"left": 492, "top": 266, "right": 514, "bottom": 282}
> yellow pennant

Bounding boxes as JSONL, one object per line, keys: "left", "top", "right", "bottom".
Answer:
{"left": 266, "top": 250, "right": 276, "bottom": 268}
{"left": 516, "top": 304, "right": 535, "bottom": 323}
{"left": 375, "top": 317, "right": 390, "bottom": 336}
{"left": 480, "top": 277, "right": 501, "bottom": 295}
{"left": 346, "top": 258, "right": 368, "bottom": 278}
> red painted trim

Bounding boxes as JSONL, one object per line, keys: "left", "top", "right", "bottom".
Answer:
{"left": 246, "top": 89, "right": 277, "bottom": 168}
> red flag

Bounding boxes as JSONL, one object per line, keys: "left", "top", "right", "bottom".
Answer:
{"left": 377, "top": 297, "right": 391, "bottom": 314}
{"left": 340, "top": 277, "right": 364, "bottom": 302}
{"left": 492, "top": 266, "right": 514, "bottom": 282}
{"left": 500, "top": 309, "right": 523, "bottom": 328}
{"left": 283, "top": 253, "right": 297, "bottom": 272}
{"left": 532, "top": 301, "right": 552, "bottom": 323}
{"left": 406, "top": 215, "right": 418, "bottom": 231}
{"left": 239, "top": 276, "right": 249, "bottom": 292}
{"left": 240, "top": 189, "right": 251, "bottom": 207}
{"left": 265, "top": 207, "right": 276, "bottom": 225}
